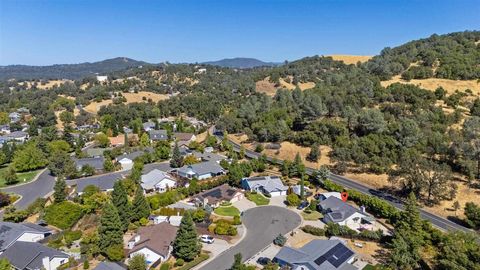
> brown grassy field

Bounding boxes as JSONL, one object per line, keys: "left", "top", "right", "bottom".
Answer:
{"left": 328, "top": 55, "right": 372, "bottom": 64}
{"left": 84, "top": 91, "right": 169, "bottom": 114}
{"left": 255, "top": 76, "right": 315, "bottom": 96}
{"left": 21, "top": 79, "right": 73, "bottom": 90}
{"left": 381, "top": 75, "right": 480, "bottom": 94}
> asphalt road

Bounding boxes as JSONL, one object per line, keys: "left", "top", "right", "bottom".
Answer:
{"left": 201, "top": 206, "right": 301, "bottom": 270}
{"left": 224, "top": 136, "right": 471, "bottom": 233}
{"left": 1, "top": 169, "right": 55, "bottom": 210}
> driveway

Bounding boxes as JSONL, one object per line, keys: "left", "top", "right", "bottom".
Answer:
{"left": 232, "top": 198, "right": 256, "bottom": 212}
{"left": 0, "top": 169, "right": 55, "bottom": 211}
{"left": 200, "top": 206, "right": 301, "bottom": 270}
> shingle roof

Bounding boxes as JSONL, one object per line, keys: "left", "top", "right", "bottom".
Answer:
{"left": 318, "top": 197, "right": 365, "bottom": 223}
{"left": 75, "top": 173, "right": 124, "bottom": 193}
{"left": 128, "top": 222, "right": 178, "bottom": 258}
{"left": 0, "top": 241, "right": 68, "bottom": 270}
{"left": 0, "top": 222, "right": 52, "bottom": 251}
{"left": 177, "top": 161, "right": 225, "bottom": 177}
{"left": 94, "top": 262, "right": 126, "bottom": 270}
{"left": 174, "top": 132, "right": 195, "bottom": 142}
{"left": 74, "top": 156, "right": 105, "bottom": 170}
{"left": 243, "top": 176, "right": 288, "bottom": 193}
{"left": 148, "top": 129, "right": 168, "bottom": 141}
{"left": 116, "top": 150, "right": 145, "bottom": 162}
{"left": 274, "top": 240, "right": 356, "bottom": 270}
{"left": 192, "top": 151, "right": 227, "bottom": 162}
{"left": 194, "top": 184, "right": 242, "bottom": 205}
{"left": 140, "top": 169, "right": 175, "bottom": 190}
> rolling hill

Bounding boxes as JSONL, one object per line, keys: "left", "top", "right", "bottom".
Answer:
{"left": 0, "top": 57, "right": 147, "bottom": 80}
{"left": 203, "top": 57, "right": 279, "bottom": 68}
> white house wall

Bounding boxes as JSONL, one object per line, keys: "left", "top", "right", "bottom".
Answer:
{"left": 130, "top": 247, "right": 163, "bottom": 265}
{"left": 17, "top": 232, "right": 45, "bottom": 243}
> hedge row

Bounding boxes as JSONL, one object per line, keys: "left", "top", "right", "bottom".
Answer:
{"left": 301, "top": 224, "right": 384, "bottom": 242}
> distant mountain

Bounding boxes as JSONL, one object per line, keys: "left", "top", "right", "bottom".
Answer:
{"left": 0, "top": 57, "right": 147, "bottom": 80}
{"left": 203, "top": 57, "right": 279, "bottom": 69}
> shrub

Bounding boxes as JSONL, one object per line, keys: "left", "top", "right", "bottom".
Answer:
{"left": 255, "top": 144, "right": 264, "bottom": 153}
{"left": 83, "top": 260, "right": 90, "bottom": 269}
{"left": 273, "top": 234, "right": 287, "bottom": 246}
{"left": 44, "top": 201, "right": 84, "bottom": 229}
{"left": 214, "top": 220, "right": 237, "bottom": 236}
{"left": 64, "top": 230, "right": 82, "bottom": 246}
{"left": 160, "top": 263, "right": 170, "bottom": 270}
{"left": 358, "top": 229, "right": 384, "bottom": 241}
{"left": 106, "top": 244, "right": 124, "bottom": 261}
{"left": 233, "top": 215, "right": 241, "bottom": 225}
{"left": 301, "top": 225, "right": 325, "bottom": 236}
{"left": 175, "top": 259, "right": 185, "bottom": 266}
{"left": 286, "top": 193, "right": 300, "bottom": 206}
{"left": 0, "top": 192, "right": 11, "bottom": 207}
{"left": 325, "top": 223, "right": 357, "bottom": 238}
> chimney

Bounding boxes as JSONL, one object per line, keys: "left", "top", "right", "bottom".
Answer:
{"left": 360, "top": 205, "right": 366, "bottom": 213}
{"left": 135, "top": 235, "right": 140, "bottom": 243}
{"left": 42, "top": 257, "right": 50, "bottom": 270}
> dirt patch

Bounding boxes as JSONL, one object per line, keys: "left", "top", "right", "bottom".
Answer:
{"left": 328, "top": 55, "right": 372, "bottom": 65}
{"left": 255, "top": 77, "right": 277, "bottom": 96}
{"left": 195, "top": 131, "right": 208, "bottom": 143}
{"left": 84, "top": 91, "right": 169, "bottom": 114}
{"left": 381, "top": 75, "right": 480, "bottom": 95}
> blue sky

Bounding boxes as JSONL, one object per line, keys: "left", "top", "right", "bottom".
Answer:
{"left": 1, "top": 0, "right": 479, "bottom": 65}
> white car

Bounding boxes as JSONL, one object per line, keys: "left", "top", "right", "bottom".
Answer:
{"left": 200, "top": 235, "right": 215, "bottom": 244}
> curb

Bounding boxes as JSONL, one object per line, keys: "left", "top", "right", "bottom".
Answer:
{"left": 0, "top": 167, "right": 47, "bottom": 190}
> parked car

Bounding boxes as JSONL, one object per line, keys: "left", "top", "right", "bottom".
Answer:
{"left": 297, "top": 201, "right": 309, "bottom": 210}
{"left": 257, "top": 257, "right": 271, "bottom": 265}
{"left": 200, "top": 235, "right": 214, "bottom": 244}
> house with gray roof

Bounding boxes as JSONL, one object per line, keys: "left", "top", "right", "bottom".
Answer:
{"left": 115, "top": 150, "right": 145, "bottom": 170}
{"left": 74, "top": 156, "right": 105, "bottom": 172}
{"left": 241, "top": 175, "right": 288, "bottom": 197}
{"left": 143, "top": 121, "right": 156, "bottom": 131}
{"left": 140, "top": 169, "right": 176, "bottom": 193}
{"left": 0, "top": 241, "right": 69, "bottom": 270}
{"left": 318, "top": 196, "right": 373, "bottom": 230}
{"left": 174, "top": 161, "right": 225, "bottom": 180}
{"left": 148, "top": 129, "right": 168, "bottom": 142}
{"left": 93, "top": 262, "right": 126, "bottom": 270}
{"left": 9, "top": 112, "right": 21, "bottom": 123}
{"left": 0, "top": 222, "right": 54, "bottom": 252}
{"left": 192, "top": 184, "right": 244, "bottom": 208}
{"left": 274, "top": 239, "right": 357, "bottom": 270}
{"left": 74, "top": 173, "right": 125, "bottom": 195}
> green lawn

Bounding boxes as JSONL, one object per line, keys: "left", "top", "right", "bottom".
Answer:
{"left": 301, "top": 211, "right": 323, "bottom": 221}
{"left": 0, "top": 165, "right": 43, "bottom": 187}
{"left": 246, "top": 192, "right": 270, "bottom": 206}
{"left": 214, "top": 205, "right": 240, "bottom": 217}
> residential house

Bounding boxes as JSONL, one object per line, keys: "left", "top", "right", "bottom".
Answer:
{"left": 143, "top": 121, "right": 156, "bottom": 131}
{"left": 109, "top": 135, "right": 125, "bottom": 147}
{"left": 0, "top": 242, "right": 69, "bottom": 270}
{"left": 192, "top": 184, "right": 244, "bottom": 208}
{"left": 174, "top": 132, "right": 196, "bottom": 146}
{"left": 115, "top": 151, "right": 145, "bottom": 170}
{"left": 175, "top": 161, "right": 225, "bottom": 180}
{"left": 7, "top": 131, "right": 28, "bottom": 143}
{"left": 241, "top": 176, "right": 288, "bottom": 197}
{"left": 75, "top": 173, "right": 124, "bottom": 195}
{"left": 318, "top": 196, "right": 374, "bottom": 231}
{"left": 93, "top": 262, "right": 126, "bottom": 270}
{"left": 9, "top": 112, "right": 21, "bottom": 123}
{"left": 148, "top": 129, "right": 168, "bottom": 142}
{"left": 0, "top": 124, "right": 10, "bottom": 134}
{"left": 0, "top": 222, "right": 54, "bottom": 252}
{"left": 96, "top": 75, "right": 108, "bottom": 82}
{"left": 140, "top": 169, "right": 176, "bottom": 193}
{"left": 317, "top": 192, "right": 343, "bottom": 201}
{"left": 153, "top": 215, "right": 182, "bottom": 226}
{"left": 73, "top": 156, "right": 105, "bottom": 172}
{"left": 166, "top": 201, "right": 197, "bottom": 211}
{"left": 273, "top": 239, "right": 357, "bottom": 270}
{"left": 127, "top": 222, "right": 178, "bottom": 265}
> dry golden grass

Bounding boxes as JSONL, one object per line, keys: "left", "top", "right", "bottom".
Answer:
{"left": 195, "top": 131, "right": 208, "bottom": 143}
{"left": 328, "top": 55, "right": 372, "bottom": 65}
{"left": 255, "top": 77, "right": 277, "bottom": 96}
{"left": 21, "top": 79, "right": 73, "bottom": 90}
{"left": 345, "top": 172, "right": 390, "bottom": 189}
{"left": 84, "top": 91, "right": 169, "bottom": 114}
{"left": 381, "top": 75, "right": 480, "bottom": 94}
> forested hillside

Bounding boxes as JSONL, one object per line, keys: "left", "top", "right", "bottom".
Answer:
{"left": 364, "top": 31, "right": 480, "bottom": 80}
{"left": 203, "top": 57, "right": 279, "bottom": 68}
{"left": 0, "top": 57, "right": 147, "bottom": 80}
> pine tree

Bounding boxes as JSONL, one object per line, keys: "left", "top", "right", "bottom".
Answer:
{"left": 173, "top": 212, "right": 201, "bottom": 261}
{"left": 53, "top": 178, "right": 67, "bottom": 203}
{"left": 131, "top": 186, "right": 150, "bottom": 222}
{"left": 98, "top": 203, "right": 124, "bottom": 250}
{"left": 307, "top": 144, "right": 320, "bottom": 162}
{"left": 111, "top": 181, "right": 132, "bottom": 231}
{"left": 293, "top": 152, "right": 305, "bottom": 178}
{"left": 170, "top": 142, "right": 183, "bottom": 168}
{"left": 128, "top": 254, "right": 147, "bottom": 270}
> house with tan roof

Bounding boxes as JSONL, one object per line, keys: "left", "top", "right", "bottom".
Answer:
{"left": 127, "top": 222, "right": 178, "bottom": 266}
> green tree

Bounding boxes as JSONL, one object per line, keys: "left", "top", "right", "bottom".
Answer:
{"left": 12, "top": 142, "right": 48, "bottom": 172}
{"left": 53, "top": 178, "right": 67, "bottom": 203}
{"left": 292, "top": 153, "right": 305, "bottom": 178}
{"left": 94, "top": 133, "right": 110, "bottom": 148}
{"left": 4, "top": 165, "right": 18, "bottom": 185}
{"left": 98, "top": 203, "right": 124, "bottom": 251}
{"left": 170, "top": 142, "right": 183, "bottom": 168}
{"left": 205, "top": 132, "right": 217, "bottom": 147}
{"left": 0, "top": 112, "right": 9, "bottom": 125}
{"left": 307, "top": 143, "right": 320, "bottom": 162}
{"left": 48, "top": 151, "right": 76, "bottom": 178}
{"left": 286, "top": 193, "right": 301, "bottom": 207}
{"left": 173, "top": 212, "right": 201, "bottom": 261}
{"left": 103, "top": 158, "right": 115, "bottom": 172}
{"left": 140, "top": 133, "right": 150, "bottom": 147}
{"left": 59, "top": 111, "right": 74, "bottom": 124}
{"left": 128, "top": 254, "right": 147, "bottom": 270}
{"left": 0, "top": 258, "right": 11, "bottom": 270}
{"left": 464, "top": 202, "right": 480, "bottom": 229}
{"left": 436, "top": 231, "right": 480, "bottom": 270}
{"left": 154, "top": 141, "right": 171, "bottom": 160}
{"left": 111, "top": 181, "right": 132, "bottom": 231}
{"left": 131, "top": 186, "right": 150, "bottom": 222}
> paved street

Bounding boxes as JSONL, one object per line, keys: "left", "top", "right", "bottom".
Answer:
{"left": 201, "top": 206, "right": 301, "bottom": 270}
{"left": 0, "top": 169, "right": 55, "bottom": 210}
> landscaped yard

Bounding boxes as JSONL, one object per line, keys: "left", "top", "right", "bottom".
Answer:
{"left": 0, "top": 165, "right": 43, "bottom": 187}
{"left": 301, "top": 211, "right": 323, "bottom": 221}
{"left": 246, "top": 192, "right": 270, "bottom": 206}
{"left": 213, "top": 205, "right": 240, "bottom": 217}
